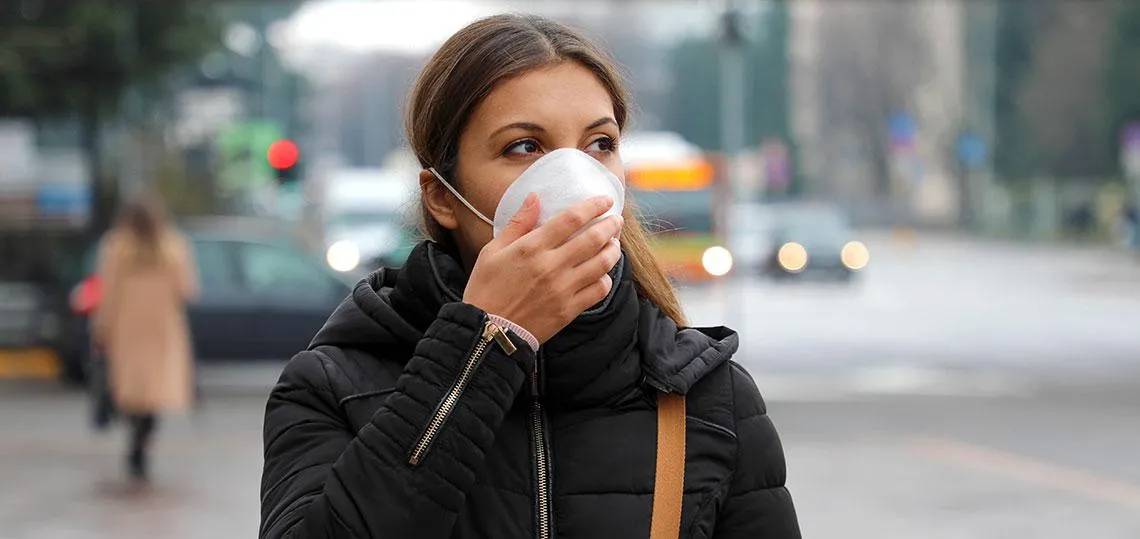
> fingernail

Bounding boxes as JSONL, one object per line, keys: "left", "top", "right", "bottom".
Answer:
{"left": 524, "top": 193, "right": 537, "bottom": 209}
{"left": 595, "top": 195, "right": 613, "bottom": 206}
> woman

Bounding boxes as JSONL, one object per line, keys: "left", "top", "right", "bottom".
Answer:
{"left": 260, "top": 14, "right": 800, "bottom": 539}
{"left": 93, "top": 197, "right": 198, "bottom": 481}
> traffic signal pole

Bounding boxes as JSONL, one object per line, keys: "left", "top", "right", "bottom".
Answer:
{"left": 719, "top": 2, "right": 747, "bottom": 203}
{"left": 718, "top": 0, "right": 748, "bottom": 327}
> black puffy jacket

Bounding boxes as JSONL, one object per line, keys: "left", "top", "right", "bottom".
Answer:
{"left": 260, "top": 241, "right": 800, "bottom": 539}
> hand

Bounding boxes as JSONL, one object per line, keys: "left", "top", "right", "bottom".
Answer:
{"left": 463, "top": 193, "right": 624, "bottom": 344}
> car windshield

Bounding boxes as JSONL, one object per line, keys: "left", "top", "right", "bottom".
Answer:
{"left": 775, "top": 209, "right": 852, "bottom": 242}
{"left": 632, "top": 189, "right": 714, "bottom": 234}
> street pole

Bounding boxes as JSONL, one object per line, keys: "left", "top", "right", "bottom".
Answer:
{"left": 719, "top": 0, "right": 748, "bottom": 328}
{"left": 362, "top": 80, "right": 379, "bottom": 168}
{"left": 965, "top": 1, "right": 999, "bottom": 234}
{"left": 720, "top": 2, "right": 747, "bottom": 203}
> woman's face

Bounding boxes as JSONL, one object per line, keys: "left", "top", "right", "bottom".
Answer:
{"left": 422, "top": 61, "right": 624, "bottom": 267}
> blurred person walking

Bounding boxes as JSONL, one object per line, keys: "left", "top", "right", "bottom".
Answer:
{"left": 92, "top": 196, "right": 198, "bottom": 481}
{"left": 259, "top": 14, "right": 799, "bottom": 539}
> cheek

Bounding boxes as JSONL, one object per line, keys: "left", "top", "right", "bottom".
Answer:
{"left": 610, "top": 164, "right": 626, "bottom": 183}
{"left": 456, "top": 215, "right": 494, "bottom": 255}
{"left": 606, "top": 161, "right": 627, "bottom": 187}
{"left": 457, "top": 162, "right": 521, "bottom": 217}
{"left": 603, "top": 150, "right": 625, "bottom": 181}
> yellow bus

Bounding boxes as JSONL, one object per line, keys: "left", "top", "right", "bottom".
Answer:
{"left": 621, "top": 132, "right": 731, "bottom": 283}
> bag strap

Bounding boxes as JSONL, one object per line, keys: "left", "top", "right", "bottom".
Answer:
{"left": 650, "top": 392, "right": 687, "bottom": 539}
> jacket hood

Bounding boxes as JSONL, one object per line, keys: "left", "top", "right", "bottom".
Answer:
{"left": 310, "top": 241, "right": 738, "bottom": 404}
{"left": 637, "top": 305, "right": 739, "bottom": 395}
{"left": 308, "top": 267, "right": 420, "bottom": 353}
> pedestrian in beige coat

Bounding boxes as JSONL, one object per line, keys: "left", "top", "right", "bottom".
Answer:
{"left": 92, "top": 198, "right": 198, "bottom": 481}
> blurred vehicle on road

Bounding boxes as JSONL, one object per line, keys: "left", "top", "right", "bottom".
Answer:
{"left": 61, "top": 216, "right": 353, "bottom": 383}
{"left": 759, "top": 203, "right": 869, "bottom": 282}
{"left": 319, "top": 167, "right": 418, "bottom": 276}
{"left": 0, "top": 279, "right": 66, "bottom": 380}
{"left": 726, "top": 201, "right": 778, "bottom": 275}
{"left": 0, "top": 228, "right": 84, "bottom": 381}
{"left": 622, "top": 131, "right": 732, "bottom": 282}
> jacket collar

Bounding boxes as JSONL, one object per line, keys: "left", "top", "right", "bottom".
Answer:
{"left": 320, "top": 241, "right": 739, "bottom": 410}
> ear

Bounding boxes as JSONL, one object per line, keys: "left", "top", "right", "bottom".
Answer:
{"left": 419, "top": 169, "right": 459, "bottom": 231}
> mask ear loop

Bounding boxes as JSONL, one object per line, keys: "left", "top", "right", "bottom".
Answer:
{"left": 427, "top": 167, "right": 494, "bottom": 226}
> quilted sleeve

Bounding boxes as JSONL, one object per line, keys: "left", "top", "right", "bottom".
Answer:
{"left": 712, "top": 362, "right": 802, "bottom": 539}
{"left": 260, "top": 302, "right": 534, "bottom": 539}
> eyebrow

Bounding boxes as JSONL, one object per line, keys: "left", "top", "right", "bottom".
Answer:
{"left": 585, "top": 117, "right": 618, "bottom": 130}
{"left": 489, "top": 117, "right": 618, "bottom": 139}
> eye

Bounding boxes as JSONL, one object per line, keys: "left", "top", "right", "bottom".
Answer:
{"left": 504, "top": 139, "right": 542, "bottom": 157}
{"left": 586, "top": 136, "right": 617, "bottom": 154}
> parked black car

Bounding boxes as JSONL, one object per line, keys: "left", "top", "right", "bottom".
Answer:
{"left": 61, "top": 217, "right": 354, "bottom": 383}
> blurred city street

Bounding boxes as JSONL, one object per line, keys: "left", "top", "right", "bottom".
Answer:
{"left": 6, "top": 1, "right": 1140, "bottom": 537}
{"left": 686, "top": 231, "right": 1140, "bottom": 388}
{"left": 3, "top": 232, "right": 1139, "bottom": 539}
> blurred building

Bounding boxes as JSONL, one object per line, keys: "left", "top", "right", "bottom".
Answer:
{"left": 790, "top": 0, "right": 967, "bottom": 227}
{"left": 293, "top": 0, "right": 708, "bottom": 169}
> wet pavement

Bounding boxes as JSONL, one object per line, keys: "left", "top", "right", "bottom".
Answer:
{"left": 3, "top": 376, "right": 1139, "bottom": 538}
{"left": 2, "top": 233, "right": 1139, "bottom": 538}
{"left": 0, "top": 386, "right": 263, "bottom": 539}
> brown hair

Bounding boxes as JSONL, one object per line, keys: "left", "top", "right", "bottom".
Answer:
{"left": 405, "top": 13, "right": 686, "bottom": 326}
{"left": 114, "top": 197, "right": 167, "bottom": 267}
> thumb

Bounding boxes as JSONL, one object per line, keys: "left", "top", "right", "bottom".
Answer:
{"left": 497, "top": 193, "right": 540, "bottom": 243}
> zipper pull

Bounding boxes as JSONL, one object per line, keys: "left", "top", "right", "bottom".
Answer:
{"left": 483, "top": 320, "right": 518, "bottom": 356}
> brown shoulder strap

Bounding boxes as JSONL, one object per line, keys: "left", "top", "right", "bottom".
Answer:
{"left": 650, "top": 392, "right": 687, "bottom": 539}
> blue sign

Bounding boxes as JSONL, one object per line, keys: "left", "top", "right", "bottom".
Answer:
{"left": 35, "top": 184, "right": 90, "bottom": 218}
{"left": 956, "top": 131, "right": 987, "bottom": 170}
{"left": 888, "top": 113, "right": 917, "bottom": 145}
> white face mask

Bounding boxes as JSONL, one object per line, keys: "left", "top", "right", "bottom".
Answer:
{"left": 429, "top": 148, "right": 625, "bottom": 237}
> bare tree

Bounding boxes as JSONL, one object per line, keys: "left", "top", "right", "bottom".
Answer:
{"left": 815, "top": 1, "right": 933, "bottom": 196}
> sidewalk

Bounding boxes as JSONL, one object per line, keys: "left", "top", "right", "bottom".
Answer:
{"left": 0, "top": 391, "right": 264, "bottom": 539}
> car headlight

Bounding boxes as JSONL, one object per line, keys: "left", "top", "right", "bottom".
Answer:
{"left": 841, "top": 240, "right": 870, "bottom": 270}
{"left": 326, "top": 240, "right": 361, "bottom": 272}
{"left": 777, "top": 242, "right": 808, "bottom": 272}
{"left": 701, "top": 246, "right": 734, "bottom": 277}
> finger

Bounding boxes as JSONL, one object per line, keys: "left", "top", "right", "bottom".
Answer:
{"left": 496, "top": 193, "right": 540, "bottom": 244}
{"left": 568, "top": 237, "right": 622, "bottom": 290}
{"left": 570, "top": 273, "right": 614, "bottom": 312}
{"left": 533, "top": 195, "right": 613, "bottom": 248}
{"left": 556, "top": 214, "right": 623, "bottom": 268}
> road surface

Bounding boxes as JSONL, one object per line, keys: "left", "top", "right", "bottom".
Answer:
{"left": 682, "top": 232, "right": 1140, "bottom": 395}
{"left": 2, "top": 233, "right": 1138, "bottom": 538}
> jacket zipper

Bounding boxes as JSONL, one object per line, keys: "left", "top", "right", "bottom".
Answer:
{"left": 531, "top": 350, "right": 553, "bottom": 539}
{"left": 408, "top": 318, "right": 516, "bottom": 467}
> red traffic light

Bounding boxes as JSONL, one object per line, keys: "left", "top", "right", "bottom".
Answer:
{"left": 267, "top": 139, "right": 299, "bottom": 170}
